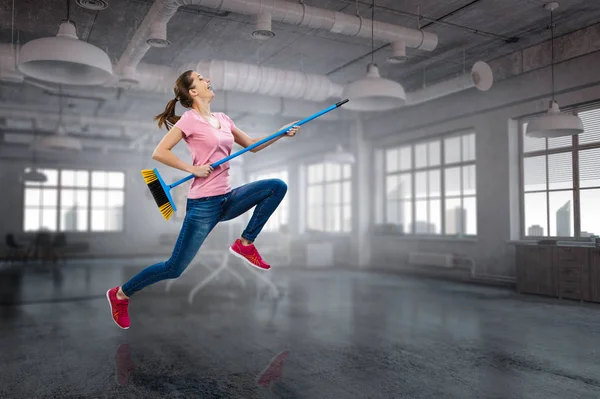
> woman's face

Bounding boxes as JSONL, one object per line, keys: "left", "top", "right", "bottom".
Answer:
{"left": 189, "top": 71, "right": 214, "bottom": 101}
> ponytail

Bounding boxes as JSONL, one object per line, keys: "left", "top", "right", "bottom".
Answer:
{"left": 154, "top": 98, "right": 180, "bottom": 130}
{"left": 154, "top": 70, "right": 195, "bottom": 130}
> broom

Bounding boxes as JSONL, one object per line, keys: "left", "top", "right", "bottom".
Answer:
{"left": 142, "top": 99, "right": 349, "bottom": 220}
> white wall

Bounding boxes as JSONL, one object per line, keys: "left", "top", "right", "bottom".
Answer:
{"left": 244, "top": 45, "right": 600, "bottom": 277}
{"left": 0, "top": 148, "right": 187, "bottom": 257}
{"left": 368, "top": 49, "right": 600, "bottom": 278}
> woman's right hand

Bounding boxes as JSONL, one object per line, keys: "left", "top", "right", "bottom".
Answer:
{"left": 190, "top": 164, "right": 213, "bottom": 177}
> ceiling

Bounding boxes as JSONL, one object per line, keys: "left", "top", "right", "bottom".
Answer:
{"left": 0, "top": 0, "right": 599, "bottom": 152}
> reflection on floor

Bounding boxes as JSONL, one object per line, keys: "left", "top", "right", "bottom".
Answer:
{"left": 1, "top": 259, "right": 600, "bottom": 398}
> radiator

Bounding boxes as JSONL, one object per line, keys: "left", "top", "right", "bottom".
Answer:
{"left": 407, "top": 252, "right": 455, "bottom": 268}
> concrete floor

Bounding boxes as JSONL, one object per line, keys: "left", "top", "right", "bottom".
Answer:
{"left": 1, "top": 259, "right": 600, "bottom": 398}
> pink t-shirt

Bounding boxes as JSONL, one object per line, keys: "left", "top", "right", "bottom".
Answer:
{"left": 174, "top": 110, "right": 236, "bottom": 199}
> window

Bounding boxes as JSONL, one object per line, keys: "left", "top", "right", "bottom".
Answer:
{"left": 90, "top": 171, "right": 125, "bottom": 232}
{"left": 23, "top": 169, "right": 59, "bottom": 232}
{"left": 521, "top": 105, "right": 600, "bottom": 238}
{"left": 249, "top": 170, "right": 289, "bottom": 232}
{"left": 384, "top": 131, "right": 476, "bottom": 236}
{"left": 23, "top": 168, "right": 125, "bottom": 233}
{"left": 306, "top": 162, "right": 352, "bottom": 233}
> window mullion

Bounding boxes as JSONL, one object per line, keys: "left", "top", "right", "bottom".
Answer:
{"left": 411, "top": 145, "right": 415, "bottom": 234}
{"left": 519, "top": 124, "right": 525, "bottom": 238}
{"left": 88, "top": 171, "right": 93, "bottom": 233}
{"left": 545, "top": 146, "right": 551, "bottom": 236}
{"left": 459, "top": 136, "right": 464, "bottom": 235}
{"left": 573, "top": 134, "right": 581, "bottom": 238}
{"left": 441, "top": 139, "right": 446, "bottom": 235}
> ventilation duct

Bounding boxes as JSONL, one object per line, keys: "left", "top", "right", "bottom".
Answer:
{"left": 388, "top": 40, "right": 408, "bottom": 64}
{"left": 406, "top": 61, "right": 494, "bottom": 106}
{"left": 253, "top": 12, "right": 275, "bottom": 40}
{"left": 182, "top": 60, "right": 343, "bottom": 101}
{"left": 117, "top": 59, "right": 343, "bottom": 102}
{"left": 0, "top": 43, "right": 496, "bottom": 118}
{"left": 116, "top": 0, "right": 438, "bottom": 80}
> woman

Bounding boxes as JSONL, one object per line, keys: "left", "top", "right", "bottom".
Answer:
{"left": 106, "top": 70, "right": 299, "bottom": 329}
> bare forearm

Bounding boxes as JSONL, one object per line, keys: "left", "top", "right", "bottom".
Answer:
{"left": 251, "top": 135, "right": 284, "bottom": 153}
{"left": 152, "top": 148, "right": 195, "bottom": 173}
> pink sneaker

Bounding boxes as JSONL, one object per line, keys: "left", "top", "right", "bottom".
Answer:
{"left": 106, "top": 287, "right": 130, "bottom": 329}
{"left": 229, "top": 239, "right": 271, "bottom": 271}
{"left": 256, "top": 350, "right": 290, "bottom": 388}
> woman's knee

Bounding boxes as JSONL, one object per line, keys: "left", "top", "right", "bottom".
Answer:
{"left": 164, "top": 258, "right": 186, "bottom": 279}
{"left": 270, "top": 178, "right": 288, "bottom": 195}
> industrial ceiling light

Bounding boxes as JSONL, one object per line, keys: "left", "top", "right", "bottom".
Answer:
{"left": 342, "top": 0, "right": 406, "bottom": 111}
{"left": 324, "top": 145, "right": 356, "bottom": 164}
{"left": 23, "top": 169, "right": 48, "bottom": 183}
{"left": 38, "top": 129, "right": 83, "bottom": 151}
{"left": 252, "top": 12, "right": 275, "bottom": 40}
{"left": 343, "top": 63, "right": 406, "bottom": 111}
{"left": 23, "top": 131, "right": 48, "bottom": 183}
{"left": 17, "top": 0, "right": 113, "bottom": 86}
{"left": 526, "top": 2, "right": 583, "bottom": 138}
{"left": 36, "top": 89, "right": 83, "bottom": 151}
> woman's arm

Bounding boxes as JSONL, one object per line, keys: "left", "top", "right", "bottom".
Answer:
{"left": 152, "top": 127, "right": 213, "bottom": 177}
{"left": 231, "top": 122, "right": 300, "bottom": 153}
{"left": 152, "top": 127, "right": 192, "bottom": 172}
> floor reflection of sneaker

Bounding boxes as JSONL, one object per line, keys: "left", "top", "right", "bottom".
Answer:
{"left": 256, "top": 350, "right": 290, "bottom": 388}
{"left": 115, "top": 344, "right": 135, "bottom": 386}
{"left": 229, "top": 239, "right": 271, "bottom": 271}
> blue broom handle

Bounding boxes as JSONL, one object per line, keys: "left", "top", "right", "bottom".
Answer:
{"left": 169, "top": 99, "right": 348, "bottom": 189}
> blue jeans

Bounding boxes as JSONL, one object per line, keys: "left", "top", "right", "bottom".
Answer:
{"left": 121, "top": 178, "right": 287, "bottom": 297}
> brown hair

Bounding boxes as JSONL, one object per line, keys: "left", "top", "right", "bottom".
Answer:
{"left": 154, "top": 70, "right": 196, "bottom": 130}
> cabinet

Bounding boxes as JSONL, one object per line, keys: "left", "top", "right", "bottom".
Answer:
{"left": 515, "top": 245, "right": 599, "bottom": 303}
{"left": 516, "top": 245, "right": 557, "bottom": 296}
{"left": 556, "top": 247, "right": 590, "bottom": 301}
{"left": 590, "top": 250, "right": 600, "bottom": 302}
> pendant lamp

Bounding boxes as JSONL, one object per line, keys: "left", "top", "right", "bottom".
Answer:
{"left": 526, "top": 2, "right": 584, "bottom": 138}
{"left": 17, "top": 0, "right": 113, "bottom": 86}
{"left": 342, "top": 0, "right": 406, "bottom": 112}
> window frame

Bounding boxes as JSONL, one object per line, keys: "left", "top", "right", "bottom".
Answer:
{"left": 248, "top": 169, "right": 290, "bottom": 233}
{"left": 519, "top": 102, "right": 600, "bottom": 240}
{"left": 381, "top": 129, "right": 477, "bottom": 238}
{"left": 22, "top": 167, "right": 127, "bottom": 234}
{"left": 305, "top": 162, "right": 352, "bottom": 234}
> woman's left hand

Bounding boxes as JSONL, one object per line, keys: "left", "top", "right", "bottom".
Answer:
{"left": 281, "top": 120, "right": 301, "bottom": 137}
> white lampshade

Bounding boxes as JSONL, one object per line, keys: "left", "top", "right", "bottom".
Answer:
{"left": 17, "top": 20, "right": 113, "bottom": 86}
{"left": 324, "top": 145, "right": 355, "bottom": 164}
{"left": 37, "top": 125, "right": 83, "bottom": 151}
{"left": 23, "top": 169, "right": 48, "bottom": 182}
{"left": 38, "top": 135, "right": 83, "bottom": 151}
{"left": 526, "top": 101, "right": 584, "bottom": 138}
{"left": 343, "top": 63, "right": 406, "bottom": 112}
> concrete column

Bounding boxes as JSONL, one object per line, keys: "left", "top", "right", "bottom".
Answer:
{"left": 287, "top": 161, "right": 302, "bottom": 236}
{"left": 473, "top": 112, "right": 514, "bottom": 277}
{"left": 351, "top": 117, "right": 372, "bottom": 268}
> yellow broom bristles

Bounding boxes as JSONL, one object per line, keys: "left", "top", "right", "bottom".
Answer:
{"left": 141, "top": 169, "right": 158, "bottom": 184}
{"left": 160, "top": 203, "right": 174, "bottom": 220}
